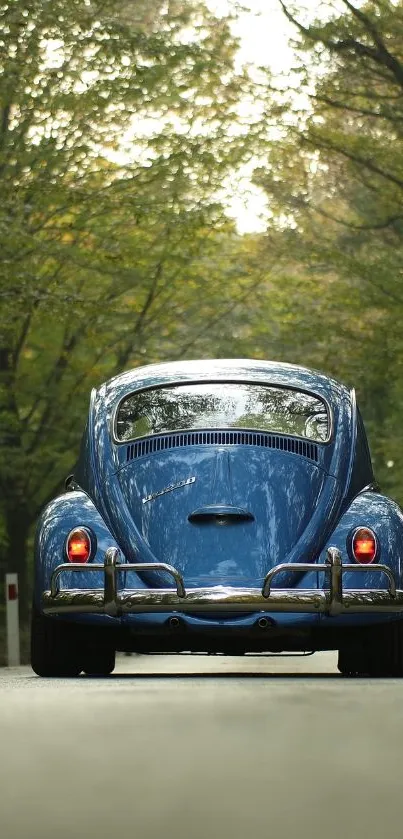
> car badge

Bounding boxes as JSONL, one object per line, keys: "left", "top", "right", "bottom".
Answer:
{"left": 142, "top": 476, "right": 196, "bottom": 504}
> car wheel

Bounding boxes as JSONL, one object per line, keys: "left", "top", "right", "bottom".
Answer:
{"left": 337, "top": 646, "right": 367, "bottom": 677}
{"left": 365, "top": 621, "right": 403, "bottom": 677}
{"left": 338, "top": 621, "right": 403, "bottom": 677}
{"left": 82, "top": 648, "right": 116, "bottom": 676}
{"left": 31, "top": 602, "right": 82, "bottom": 677}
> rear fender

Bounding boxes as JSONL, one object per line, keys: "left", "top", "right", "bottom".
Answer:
{"left": 34, "top": 490, "right": 147, "bottom": 611}
{"left": 320, "top": 491, "right": 403, "bottom": 590}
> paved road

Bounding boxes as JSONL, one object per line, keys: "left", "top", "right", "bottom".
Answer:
{"left": 1, "top": 652, "right": 402, "bottom": 839}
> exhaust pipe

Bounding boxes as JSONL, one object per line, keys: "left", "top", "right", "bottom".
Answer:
{"left": 168, "top": 616, "right": 182, "bottom": 629}
{"left": 257, "top": 616, "right": 271, "bottom": 630}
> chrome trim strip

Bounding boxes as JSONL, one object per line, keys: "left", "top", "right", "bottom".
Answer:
{"left": 328, "top": 546, "right": 343, "bottom": 614}
{"left": 262, "top": 562, "right": 324, "bottom": 598}
{"left": 262, "top": 554, "right": 396, "bottom": 599}
{"left": 142, "top": 476, "right": 196, "bottom": 504}
{"left": 337, "top": 563, "right": 396, "bottom": 597}
{"left": 42, "top": 547, "right": 403, "bottom": 618}
{"left": 104, "top": 547, "right": 118, "bottom": 616}
{"left": 50, "top": 561, "right": 104, "bottom": 598}
{"left": 50, "top": 556, "right": 186, "bottom": 599}
{"left": 42, "top": 587, "right": 403, "bottom": 617}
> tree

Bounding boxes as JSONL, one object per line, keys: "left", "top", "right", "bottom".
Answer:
{"left": 0, "top": 0, "right": 264, "bottom": 617}
{"left": 252, "top": 0, "right": 403, "bottom": 502}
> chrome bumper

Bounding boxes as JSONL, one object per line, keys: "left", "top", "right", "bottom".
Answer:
{"left": 41, "top": 547, "right": 403, "bottom": 618}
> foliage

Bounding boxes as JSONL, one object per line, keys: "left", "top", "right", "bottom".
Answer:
{"left": 253, "top": 0, "right": 403, "bottom": 501}
{"left": 0, "top": 0, "right": 265, "bottom": 614}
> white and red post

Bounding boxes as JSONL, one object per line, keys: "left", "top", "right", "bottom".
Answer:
{"left": 5, "top": 574, "right": 20, "bottom": 666}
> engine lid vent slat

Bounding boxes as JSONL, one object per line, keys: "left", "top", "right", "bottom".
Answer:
{"left": 125, "top": 430, "right": 319, "bottom": 463}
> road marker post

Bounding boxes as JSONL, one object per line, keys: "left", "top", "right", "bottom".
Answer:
{"left": 5, "top": 573, "right": 21, "bottom": 666}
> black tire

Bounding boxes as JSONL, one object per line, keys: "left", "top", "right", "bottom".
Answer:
{"left": 82, "top": 648, "right": 115, "bottom": 676}
{"left": 337, "top": 645, "right": 369, "bottom": 677}
{"left": 31, "top": 602, "right": 82, "bottom": 677}
{"left": 367, "top": 621, "right": 403, "bottom": 676}
{"left": 338, "top": 620, "right": 403, "bottom": 677}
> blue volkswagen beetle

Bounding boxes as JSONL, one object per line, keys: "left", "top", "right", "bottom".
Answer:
{"left": 32, "top": 359, "right": 403, "bottom": 676}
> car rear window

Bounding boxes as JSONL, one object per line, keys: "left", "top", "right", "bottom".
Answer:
{"left": 115, "top": 383, "right": 329, "bottom": 443}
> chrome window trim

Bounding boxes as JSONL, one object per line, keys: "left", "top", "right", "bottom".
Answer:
{"left": 110, "top": 379, "right": 334, "bottom": 446}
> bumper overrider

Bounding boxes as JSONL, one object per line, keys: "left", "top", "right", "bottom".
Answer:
{"left": 41, "top": 547, "right": 403, "bottom": 618}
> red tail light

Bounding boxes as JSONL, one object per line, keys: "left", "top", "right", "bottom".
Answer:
{"left": 66, "top": 528, "right": 92, "bottom": 563}
{"left": 352, "top": 527, "right": 377, "bottom": 564}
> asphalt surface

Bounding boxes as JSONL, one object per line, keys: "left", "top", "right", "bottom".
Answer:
{"left": 1, "top": 651, "right": 402, "bottom": 839}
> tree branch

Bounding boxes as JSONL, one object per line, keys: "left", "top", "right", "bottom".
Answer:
{"left": 311, "top": 92, "right": 403, "bottom": 122}
{"left": 300, "top": 127, "right": 403, "bottom": 191}
{"left": 312, "top": 203, "right": 403, "bottom": 233}
{"left": 341, "top": 0, "right": 403, "bottom": 89}
{"left": 279, "top": 0, "right": 403, "bottom": 91}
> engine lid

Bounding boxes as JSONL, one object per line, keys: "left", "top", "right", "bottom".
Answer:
{"left": 113, "top": 445, "right": 335, "bottom": 587}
